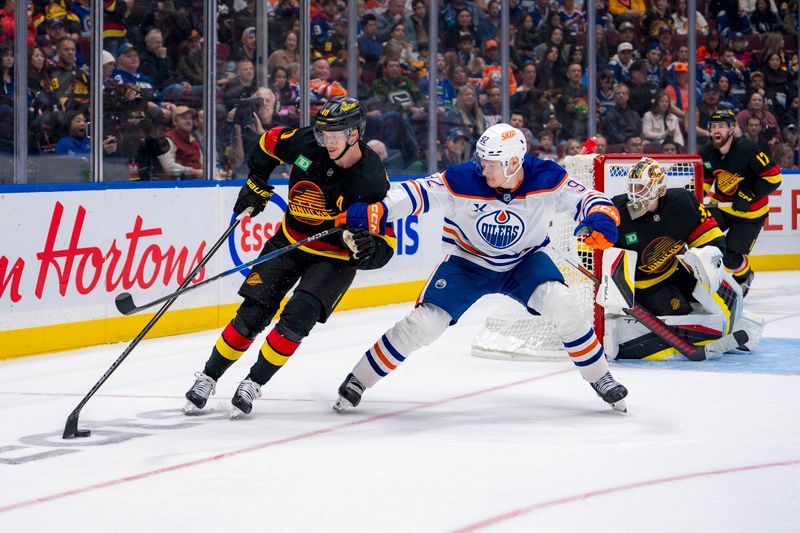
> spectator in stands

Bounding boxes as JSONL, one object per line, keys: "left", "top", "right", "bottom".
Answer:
{"left": 445, "top": 84, "right": 486, "bottom": 146}
{"left": 616, "top": 21, "right": 641, "bottom": 55}
{"left": 403, "top": 0, "right": 428, "bottom": 46}
{"left": 159, "top": 106, "right": 202, "bottom": 179}
{"left": 597, "top": 69, "right": 616, "bottom": 117}
{"left": 444, "top": 8, "right": 479, "bottom": 52}
{"left": 608, "top": 0, "right": 646, "bottom": 21}
{"left": 601, "top": 83, "right": 641, "bottom": 145}
{"left": 439, "top": 128, "right": 469, "bottom": 167}
{"left": 516, "top": 15, "right": 538, "bottom": 63}
{"left": 372, "top": 58, "right": 426, "bottom": 121}
{"left": 480, "top": 40, "right": 518, "bottom": 95}
{"left": 535, "top": 129, "right": 558, "bottom": 161}
{"left": 138, "top": 29, "right": 173, "bottom": 91}
{"left": 747, "top": 71, "right": 779, "bottom": 111}
{"left": 750, "top": 0, "right": 783, "bottom": 33}
{"left": 696, "top": 82, "right": 722, "bottom": 144}
{"left": 232, "top": 27, "right": 256, "bottom": 65}
{"left": 672, "top": 0, "right": 709, "bottom": 35}
{"left": 737, "top": 91, "right": 782, "bottom": 144}
{"left": 716, "top": 73, "right": 741, "bottom": 112}
{"left": 772, "top": 142, "right": 795, "bottom": 169}
{"left": 654, "top": 24, "right": 675, "bottom": 65}
{"left": 561, "top": 63, "right": 587, "bottom": 100}
{"left": 417, "top": 53, "right": 455, "bottom": 113}
{"left": 593, "top": 25, "right": 612, "bottom": 74}
{"left": 622, "top": 133, "right": 644, "bottom": 153}
{"left": 718, "top": 3, "right": 753, "bottom": 36}
{"left": 763, "top": 53, "right": 792, "bottom": 111}
{"left": 627, "top": 60, "right": 658, "bottom": 117}
{"left": 271, "top": 66, "right": 299, "bottom": 125}
{"left": 55, "top": 111, "right": 109, "bottom": 156}
{"left": 28, "top": 46, "right": 54, "bottom": 112}
{"left": 698, "top": 29, "right": 724, "bottom": 67}
{"left": 454, "top": 33, "right": 478, "bottom": 67}
{"left": 309, "top": 58, "right": 347, "bottom": 113}
{"left": 559, "top": 0, "right": 585, "bottom": 37}
{"left": 535, "top": 26, "right": 571, "bottom": 66}
{"left": 643, "top": 0, "right": 672, "bottom": 36}
{"left": 268, "top": 31, "right": 299, "bottom": 73}
{"left": 383, "top": 23, "right": 417, "bottom": 67}
{"left": 563, "top": 138, "right": 582, "bottom": 158}
{"left": 515, "top": 61, "right": 538, "bottom": 95}
{"left": 643, "top": 44, "right": 665, "bottom": 86}
{"left": 531, "top": 0, "right": 555, "bottom": 27}
{"left": 642, "top": 90, "right": 685, "bottom": 148}
{"left": 171, "top": 32, "right": 203, "bottom": 93}
{"left": 222, "top": 59, "right": 257, "bottom": 111}
{"left": 660, "top": 139, "right": 678, "bottom": 154}
{"left": 609, "top": 42, "right": 635, "bottom": 84}
{"left": 50, "top": 37, "right": 89, "bottom": 111}
{"left": 321, "top": 19, "right": 349, "bottom": 67}
{"left": 555, "top": 94, "right": 588, "bottom": 143}
{"left": 226, "top": 87, "right": 277, "bottom": 175}
{"left": 743, "top": 115, "right": 772, "bottom": 151}
{"left": 594, "top": 134, "right": 608, "bottom": 154}
{"left": 441, "top": 0, "right": 482, "bottom": 32}
{"left": 477, "top": 0, "right": 500, "bottom": 43}
{"left": 509, "top": 109, "right": 525, "bottom": 130}
{"left": 374, "top": 0, "right": 405, "bottom": 42}
{"left": 664, "top": 61, "right": 690, "bottom": 118}
{"left": 482, "top": 85, "right": 502, "bottom": 127}
{"left": 358, "top": 13, "right": 383, "bottom": 69}
{"left": 537, "top": 46, "right": 565, "bottom": 91}
{"left": 232, "top": 0, "right": 256, "bottom": 50}
{"left": 536, "top": 10, "right": 565, "bottom": 45}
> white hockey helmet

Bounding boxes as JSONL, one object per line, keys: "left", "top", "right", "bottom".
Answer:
{"left": 626, "top": 157, "right": 668, "bottom": 219}
{"left": 474, "top": 123, "right": 527, "bottom": 179}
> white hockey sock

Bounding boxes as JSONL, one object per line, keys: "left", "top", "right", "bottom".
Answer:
{"left": 353, "top": 304, "right": 451, "bottom": 388}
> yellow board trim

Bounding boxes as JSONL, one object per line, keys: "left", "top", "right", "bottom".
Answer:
{"left": 0, "top": 280, "right": 426, "bottom": 360}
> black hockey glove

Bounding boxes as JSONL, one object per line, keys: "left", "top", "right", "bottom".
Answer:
{"left": 732, "top": 187, "right": 756, "bottom": 212}
{"left": 234, "top": 174, "right": 274, "bottom": 217}
{"left": 342, "top": 228, "right": 376, "bottom": 265}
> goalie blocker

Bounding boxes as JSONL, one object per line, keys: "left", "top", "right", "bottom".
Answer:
{"left": 598, "top": 247, "right": 764, "bottom": 360}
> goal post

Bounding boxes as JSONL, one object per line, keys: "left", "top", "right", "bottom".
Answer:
{"left": 470, "top": 153, "right": 704, "bottom": 362}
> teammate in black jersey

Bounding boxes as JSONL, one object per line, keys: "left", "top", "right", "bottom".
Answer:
{"left": 699, "top": 109, "right": 782, "bottom": 296}
{"left": 611, "top": 157, "right": 727, "bottom": 316}
{"left": 183, "top": 96, "right": 397, "bottom": 418}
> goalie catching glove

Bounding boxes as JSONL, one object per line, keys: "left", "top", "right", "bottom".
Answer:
{"left": 234, "top": 174, "right": 274, "bottom": 217}
{"left": 574, "top": 204, "right": 620, "bottom": 250}
{"left": 335, "top": 201, "right": 388, "bottom": 234}
{"left": 342, "top": 228, "right": 376, "bottom": 265}
{"left": 682, "top": 246, "right": 724, "bottom": 294}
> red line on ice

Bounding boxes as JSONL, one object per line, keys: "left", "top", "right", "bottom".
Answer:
{"left": 450, "top": 458, "right": 800, "bottom": 533}
{"left": 0, "top": 369, "right": 571, "bottom": 514}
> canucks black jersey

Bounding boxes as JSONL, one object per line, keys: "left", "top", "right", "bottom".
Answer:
{"left": 699, "top": 136, "right": 782, "bottom": 219}
{"left": 249, "top": 126, "right": 394, "bottom": 260}
{"left": 612, "top": 188, "right": 725, "bottom": 289}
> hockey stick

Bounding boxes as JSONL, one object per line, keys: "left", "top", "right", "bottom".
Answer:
{"left": 63, "top": 211, "right": 248, "bottom": 439}
{"left": 114, "top": 225, "right": 344, "bottom": 316}
{"left": 549, "top": 244, "right": 748, "bottom": 361}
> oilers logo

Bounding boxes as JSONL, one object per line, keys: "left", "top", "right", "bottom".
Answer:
{"left": 477, "top": 210, "right": 525, "bottom": 249}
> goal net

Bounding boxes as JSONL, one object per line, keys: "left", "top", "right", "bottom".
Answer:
{"left": 470, "top": 153, "right": 704, "bottom": 361}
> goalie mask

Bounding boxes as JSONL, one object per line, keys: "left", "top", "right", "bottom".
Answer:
{"left": 474, "top": 123, "right": 527, "bottom": 186}
{"left": 626, "top": 157, "right": 667, "bottom": 219}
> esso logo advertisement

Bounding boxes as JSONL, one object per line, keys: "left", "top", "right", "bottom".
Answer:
{"left": 228, "top": 194, "right": 288, "bottom": 277}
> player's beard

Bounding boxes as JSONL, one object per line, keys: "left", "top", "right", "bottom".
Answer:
{"left": 711, "top": 128, "right": 732, "bottom": 149}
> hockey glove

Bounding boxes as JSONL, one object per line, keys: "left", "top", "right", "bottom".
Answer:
{"left": 342, "top": 228, "right": 376, "bottom": 263}
{"left": 574, "top": 205, "right": 620, "bottom": 250}
{"left": 732, "top": 187, "right": 756, "bottom": 212}
{"left": 334, "top": 202, "right": 387, "bottom": 234}
{"left": 234, "top": 174, "right": 274, "bottom": 217}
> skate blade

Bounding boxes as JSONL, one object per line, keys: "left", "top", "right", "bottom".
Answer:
{"left": 183, "top": 401, "right": 202, "bottom": 415}
{"left": 229, "top": 405, "right": 246, "bottom": 419}
{"left": 611, "top": 399, "right": 627, "bottom": 413}
{"left": 332, "top": 396, "right": 352, "bottom": 413}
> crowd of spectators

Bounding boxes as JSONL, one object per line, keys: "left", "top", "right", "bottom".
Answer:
{"left": 3, "top": 0, "right": 800, "bottom": 182}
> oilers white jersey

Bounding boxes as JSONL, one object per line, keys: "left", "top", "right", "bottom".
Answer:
{"left": 382, "top": 155, "right": 614, "bottom": 272}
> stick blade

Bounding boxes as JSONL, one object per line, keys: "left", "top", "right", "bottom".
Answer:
{"left": 63, "top": 411, "right": 91, "bottom": 439}
{"left": 115, "top": 292, "right": 138, "bottom": 315}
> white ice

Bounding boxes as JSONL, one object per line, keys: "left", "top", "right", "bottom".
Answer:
{"left": 1, "top": 272, "right": 799, "bottom": 532}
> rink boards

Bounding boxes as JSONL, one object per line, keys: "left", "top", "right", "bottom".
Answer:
{"left": 1, "top": 173, "right": 799, "bottom": 358}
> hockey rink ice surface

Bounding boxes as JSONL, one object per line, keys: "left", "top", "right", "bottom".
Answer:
{"left": 1, "top": 272, "right": 799, "bottom": 532}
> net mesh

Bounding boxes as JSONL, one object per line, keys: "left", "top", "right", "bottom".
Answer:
{"left": 470, "top": 154, "right": 701, "bottom": 361}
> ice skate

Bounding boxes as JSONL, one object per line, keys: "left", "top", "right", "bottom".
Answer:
{"left": 739, "top": 270, "right": 755, "bottom": 298}
{"left": 591, "top": 372, "right": 628, "bottom": 413}
{"left": 183, "top": 372, "right": 216, "bottom": 415}
{"left": 333, "top": 373, "right": 365, "bottom": 413}
{"left": 229, "top": 378, "right": 262, "bottom": 419}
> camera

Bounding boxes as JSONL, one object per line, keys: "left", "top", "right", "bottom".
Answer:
{"left": 233, "top": 96, "right": 264, "bottom": 126}
{"left": 104, "top": 81, "right": 151, "bottom": 123}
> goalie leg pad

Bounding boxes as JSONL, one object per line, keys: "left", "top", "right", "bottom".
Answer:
{"left": 530, "top": 281, "right": 609, "bottom": 382}
{"left": 353, "top": 303, "right": 452, "bottom": 387}
{"left": 734, "top": 309, "right": 765, "bottom": 351}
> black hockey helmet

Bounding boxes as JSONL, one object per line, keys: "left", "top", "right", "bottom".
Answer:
{"left": 314, "top": 96, "right": 366, "bottom": 137}
{"left": 709, "top": 108, "right": 736, "bottom": 126}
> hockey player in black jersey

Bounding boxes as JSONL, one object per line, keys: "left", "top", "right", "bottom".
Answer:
{"left": 184, "top": 96, "right": 397, "bottom": 418}
{"left": 603, "top": 157, "right": 763, "bottom": 360}
{"left": 700, "top": 109, "right": 782, "bottom": 296}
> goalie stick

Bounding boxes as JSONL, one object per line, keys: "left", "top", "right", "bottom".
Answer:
{"left": 63, "top": 211, "right": 248, "bottom": 439}
{"left": 550, "top": 243, "right": 748, "bottom": 361}
{"left": 115, "top": 226, "right": 343, "bottom": 316}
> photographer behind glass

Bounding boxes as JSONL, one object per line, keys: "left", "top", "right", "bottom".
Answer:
{"left": 157, "top": 105, "right": 203, "bottom": 179}
{"left": 226, "top": 87, "right": 279, "bottom": 178}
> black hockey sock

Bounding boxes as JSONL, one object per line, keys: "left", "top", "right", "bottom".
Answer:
{"left": 248, "top": 327, "right": 300, "bottom": 385}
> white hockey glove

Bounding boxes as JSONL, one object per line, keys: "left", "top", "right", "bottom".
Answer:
{"left": 682, "top": 246, "right": 724, "bottom": 295}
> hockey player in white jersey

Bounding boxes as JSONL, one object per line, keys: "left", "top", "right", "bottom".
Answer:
{"left": 332, "top": 123, "right": 629, "bottom": 412}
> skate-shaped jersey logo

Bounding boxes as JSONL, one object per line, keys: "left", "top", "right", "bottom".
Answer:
{"left": 477, "top": 210, "right": 525, "bottom": 249}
